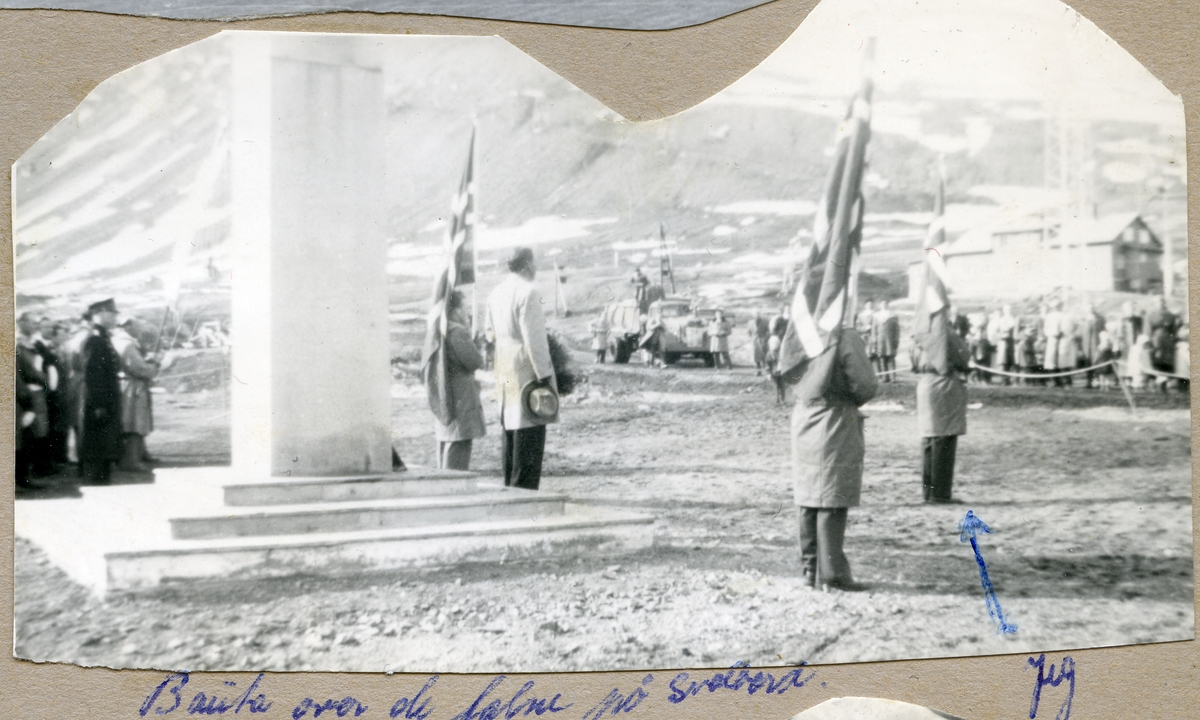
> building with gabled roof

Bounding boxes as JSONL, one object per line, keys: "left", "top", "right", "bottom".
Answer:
{"left": 908, "top": 212, "right": 1163, "bottom": 300}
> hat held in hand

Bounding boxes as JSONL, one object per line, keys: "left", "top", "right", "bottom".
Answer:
{"left": 521, "top": 380, "right": 559, "bottom": 420}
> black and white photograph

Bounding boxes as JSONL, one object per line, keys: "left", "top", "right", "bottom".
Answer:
{"left": 12, "top": 0, "right": 1192, "bottom": 673}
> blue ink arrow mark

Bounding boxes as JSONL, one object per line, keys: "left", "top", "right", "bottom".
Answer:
{"left": 959, "top": 510, "right": 1017, "bottom": 634}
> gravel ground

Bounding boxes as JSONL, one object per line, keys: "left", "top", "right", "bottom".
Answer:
{"left": 14, "top": 360, "right": 1194, "bottom": 672}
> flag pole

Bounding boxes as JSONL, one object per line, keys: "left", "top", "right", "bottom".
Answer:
{"left": 470, "top": 120, "right": 479, "bottom": 335}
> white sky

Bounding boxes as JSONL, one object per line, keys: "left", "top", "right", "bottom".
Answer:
{"left": 719, "top": 0, "right": 1183, "bottom": 129}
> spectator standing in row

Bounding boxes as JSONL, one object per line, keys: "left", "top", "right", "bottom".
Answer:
{"left": 1042, "top": 298, "right": 1069, "bottom": 386}
{"left": 62, "top": 314, "right": 93, "bottom": 464}
{"left": 112, "top": 319, "right": 160, "bottom": 473}
{"left": 873, "top": 301, "right": 900, "bottom": 382}
{"left": 1117, "top": 301, "right": 1142, "bottom": 365}
{"left": 1145, "top": 295, "right": 1180, "bottom": 381}
{"left": 15, "top": 314, "right": 50, "bottom": 485}
{"left": 950, "top": 305, "right": 970, "bottom": 339}
{"left": 36, "top": 318, "right": 71, "bottom": 469}
{"left": 1077, "top": 304, "right": 1106, "bottom": 389}
{"left": 78, "top": 299, "right": 123, "bottom": 485}
{"left": 991, "top": 305, "right": 1017, "bottom": 384}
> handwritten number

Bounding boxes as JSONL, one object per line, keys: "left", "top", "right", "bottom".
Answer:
{"left": 1028, "top": 654, "right": 1075, "bottom": 720}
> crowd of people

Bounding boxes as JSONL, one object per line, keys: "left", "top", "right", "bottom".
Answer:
{"left": 15, "top": 299, "right": 161, "bottom": 489}
{"left": 943, "top": 295, "right": 1187, "bottom": 392}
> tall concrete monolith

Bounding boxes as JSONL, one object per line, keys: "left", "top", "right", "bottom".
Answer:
{"left": 229, "top": 33, "right": 392, "bottom": 477}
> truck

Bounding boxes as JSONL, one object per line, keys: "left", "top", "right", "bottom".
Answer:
{"left": 602, "top": 299, "right": 643, "bottom": 364}
{"left": 645, "top": 297, "right": 719, "bottom": 367}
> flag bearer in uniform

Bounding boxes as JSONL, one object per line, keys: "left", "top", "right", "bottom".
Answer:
{"left": 791, "top": 328, "right": 878, "bottom": 590}
{"left": 914, "top": 320, "right": 970, "bottom": 503}
{"left": 775, "top": 44, "right": 876, "bottom": 590}
{"left": 427, "top": 290, "right": 486, "bottom": 470}
{"left": 913, "top": 178, "right": 970, "bottom": 503}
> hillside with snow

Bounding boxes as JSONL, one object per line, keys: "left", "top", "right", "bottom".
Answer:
{"left": 13, "top": 0, "right": 1186, "bottom": 326}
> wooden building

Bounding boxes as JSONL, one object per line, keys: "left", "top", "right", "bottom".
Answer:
{"left": 908, "top": 212, "right": 1163, "bottom": 300}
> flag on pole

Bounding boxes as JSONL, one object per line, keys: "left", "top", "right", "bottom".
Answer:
{"left": 658, "top": 221, "right": 676, "bottom": 293}
{"left": 912, "top": 176, "right": 962, "bottom": 374}
{"left": 422, "top": 127, "right": 477, "bottom": 426}
{"left": 777, "top": 44, "right": 874, "bottom": 381}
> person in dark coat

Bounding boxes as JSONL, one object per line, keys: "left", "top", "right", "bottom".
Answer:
{"left": 1077, "top": 303, "right": 1105, "bottom": 388}
{"left": 750, "top": 314, "right": 770, "bottom": 375}
{"left": 913, "top": 313, "right": 971, "bottom": 503}
{"left": 791, "top": 326, "right": 879, "bottom": 591}
{"left": 78, "top": 299, "right": 123, "bottom": 485}
{"left": 950, "top": 305, "right": 970, "bottom": 339}
{"left": 1145, "top": 295, "right": 1179, "bottom": 377}
{"left": 16, "top": 313, "right": 51, "bottom": 478}
{"left": 874, "top": 301, "right": 901, "bottom": 382}
{"left": 431, "top": 290, "right": 486, "bottom": 470}
{"left": 36, "top": 318, "right": 71, "bottom": 468}
{"left": 16, "top": 356, "right": 34, "bottom": 489}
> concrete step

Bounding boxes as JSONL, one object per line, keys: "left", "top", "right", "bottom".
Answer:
{"left": 108, "top": 504, "right": 656, "bottom": 593}
{"left": 169, "top": 490, "right": 567, "bottom": 540}
{"left": 222, "top": 467, "right": 479, "bottom": 506}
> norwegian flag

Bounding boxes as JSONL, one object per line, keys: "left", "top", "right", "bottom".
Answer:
{"left": 422, "top": 127, "right": 478, "bottom": 426}
{"left": 914, "top": 177, "right": 951, "bottom": 334}
{"left": 912, "top": 177, "right": 961, "bottom": 373}
{"left": 777, "top": 69, "right": 873, "bottom": 380}
{"left": 437, "top": 126, "right": 477, "bottom": 297}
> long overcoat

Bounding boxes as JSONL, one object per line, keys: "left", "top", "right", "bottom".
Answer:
{"left": 486, "top": 274, "right": 558, "bottom": 431}
{"left": 1078, "top": 312, "right": 1105, "bottom": 365}
{"left": 113, "top": 331, "right": 157, "bottom": 436}
{"left": 707, "top": 319, "right": 731, "bottom": 354}
{"left": 915, "top": 331, "right": 970, "bottom": 438}
{"left": 1042, "top": 310, "right": 1069, "bottom": 370}
{"left": 434, "top": 321, "right": 486, "bottom": 442}
{"left": 791, "top": 329, "right": 879, "bottom": 508}
{"left": 78, "top": 326, "right": 122, "bottom": 462}
{"left": 875, "top": 312, "right": 901, "bottom": 358}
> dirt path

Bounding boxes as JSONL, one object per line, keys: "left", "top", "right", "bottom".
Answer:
{"left": 14, "top": 363, "right": 1193, "bottom": 672}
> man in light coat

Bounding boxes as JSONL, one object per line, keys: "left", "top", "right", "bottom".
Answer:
{"left": 791, "top": 327, "right": 878, "bottom": 591}
{"left": 914, "top": 314, "right": 971, "bottom": 503}
{"left": 112, "top": 319, "right": 159, "bottom": 472}
{"left": 486, "top": 247, "right": 557, "bottom": 490}
{"left": 1042, "top": 298, "right": 1068, "bottom": 386}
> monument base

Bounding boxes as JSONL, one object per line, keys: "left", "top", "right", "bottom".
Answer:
{"left": 15, "top": 467, "right": 654, "bottom": 596}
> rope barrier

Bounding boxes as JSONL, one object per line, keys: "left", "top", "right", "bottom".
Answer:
{"left": 1139, "top": 367, "right": 1191, "bottom": 382}
{"left": 155, "top": 368, "right": 226, "bottom": 381}
{"left": 966, "top": 360, "right": 1116, "bottom": 380}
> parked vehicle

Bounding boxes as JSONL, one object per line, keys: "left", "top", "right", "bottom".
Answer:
{"left": 646, "top": 297, "right": 718, "bottom": 366}
{"left": 603, "top": 299, "right": 643, "bottom": 364}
